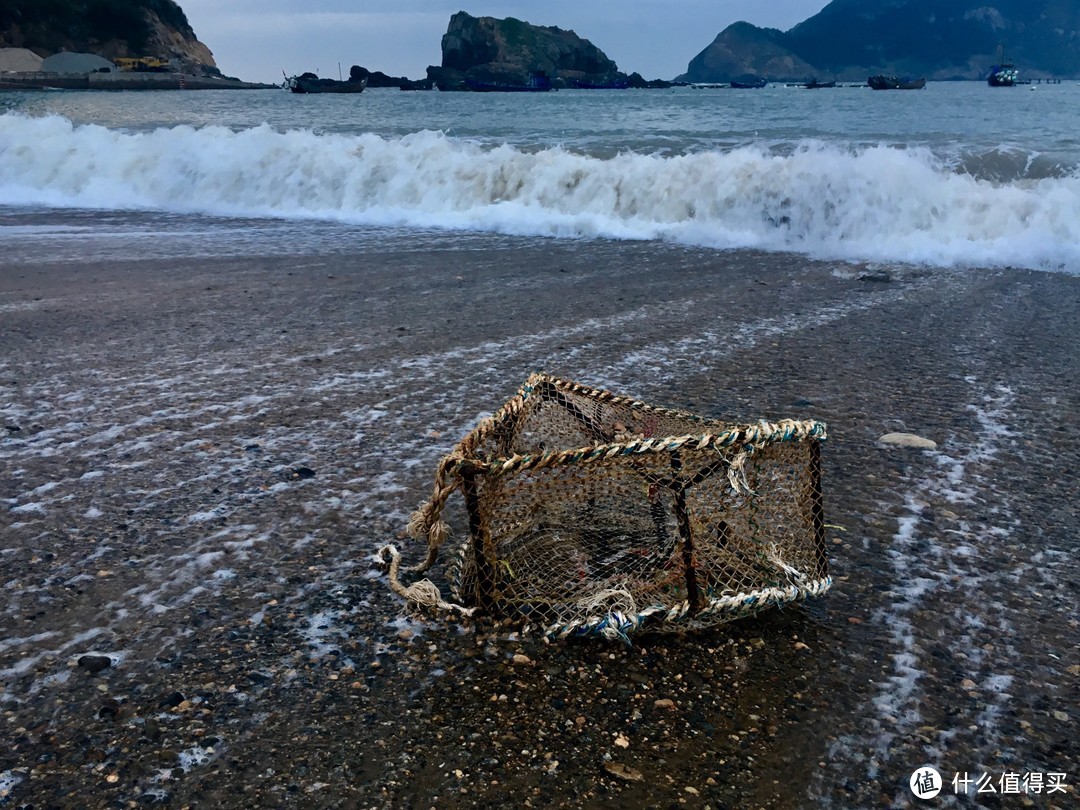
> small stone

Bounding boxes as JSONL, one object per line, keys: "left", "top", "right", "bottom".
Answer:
{"left": 159, "top": 692, "right": 185, "bottom": 708}
{"left": 604, "top": 762, "right": 644, "bottom": 782}
{"left": 685, "top": 786, "right": 700, "bottom": 795}
{"left": 98, "top": 699, "right": 120, "bottom": 719}
{"left": 654, "top": 698, "right": 675, "bottom": 710}
{"left": 878, "top": 432, "right": 937, "bottom": 450}
{"left": 512, "top": 654, "right": 532, "bottom": 666}
{"left": 290, "top": 466, "right": 316, "bottom": 480}
{"left": 847, "top": 617, "right": 862, "bottom": 624}
{"left": 614, "top": 734, "right": 630, "bottom": 749}
{"left": 1066, "top": 665, "right": 1080, "bottom": 676}
{"left": 105, "top": 773, "right": 119, "bottom": 784}
{"left": 575, "top": 716, "right": 586, "bottom": 726}
{"left": 77, "top": 655, "right": 112, "bottom": 674}
{"left": 794, "top": 642, "right": 810, "bottom": 652}
{"left": 960, "top": 679, "right": 977, "bottom": 690}
{"left": 1052, "top": 710, "right": 1069, "bottom": 722}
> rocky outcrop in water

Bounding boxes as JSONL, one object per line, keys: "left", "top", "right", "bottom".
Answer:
{"left": 428, "top": 11, "right": 625, "bottom": 89}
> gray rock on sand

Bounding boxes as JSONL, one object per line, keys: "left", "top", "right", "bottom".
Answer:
{"left": 878, "top": 432, "right": 937, "bottom": 449}
{"left": 77, "top": 654, "right": 113, "bottom": 674}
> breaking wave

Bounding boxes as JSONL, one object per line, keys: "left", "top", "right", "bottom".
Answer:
{"left": 1, "top": 112, "right": 1078, "bottom": 271}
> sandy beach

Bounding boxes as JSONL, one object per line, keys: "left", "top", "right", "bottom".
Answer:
{"left": 2, "top": 210, "right": 1077, "bottom": 808}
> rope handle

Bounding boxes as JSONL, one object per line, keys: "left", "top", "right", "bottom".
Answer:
{"left": 378, "top": 544, "right": 476, "bottom": 617}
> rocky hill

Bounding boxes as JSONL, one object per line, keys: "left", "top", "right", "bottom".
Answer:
{"left": 682, "top": 21, "right": 818, "bottom": 84}
{"left": 680, "top": 0, "right": 1080, "bottom": 82}
{"left": 428, "top": 12, "right": 625, "bottom": 89}
{"left": 0, "top": 0, "right": 216, "bottom": 73}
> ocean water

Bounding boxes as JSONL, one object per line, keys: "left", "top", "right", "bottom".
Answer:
{"left": 1, "top": 81, "right": 1079, "bottom": 271}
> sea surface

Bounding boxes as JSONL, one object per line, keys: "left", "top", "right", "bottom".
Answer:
{"left": 1, "top": 81, "right": 1079, "bottom": 272}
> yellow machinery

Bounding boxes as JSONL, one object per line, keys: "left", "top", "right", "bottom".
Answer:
{"left": 114, "top": 57, "right": 171, "bottom": 73}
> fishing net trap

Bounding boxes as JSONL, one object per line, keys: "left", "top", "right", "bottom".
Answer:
{"left": 379, "top": 373, "right": 831, "bottom": 642}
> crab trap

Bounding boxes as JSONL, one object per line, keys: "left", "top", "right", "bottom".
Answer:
{"left": 380, "top": 373, "right": 831, "bottom": 642}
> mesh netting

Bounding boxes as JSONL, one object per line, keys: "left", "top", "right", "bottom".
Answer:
{"left": 380, "top": 373, "right": 830, "bottom": 642}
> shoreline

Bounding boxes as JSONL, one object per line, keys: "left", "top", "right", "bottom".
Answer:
{"left": 0, "top": 72, "right": 276, "bottom": 91}
{"left": 1, "top": 210, "right": 1077, "bottom": 807}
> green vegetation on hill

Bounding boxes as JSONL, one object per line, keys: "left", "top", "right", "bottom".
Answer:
{"left": 0, "top": 0, "right": 193, "bottom": 54}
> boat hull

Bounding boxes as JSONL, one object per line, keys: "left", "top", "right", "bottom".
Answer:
{"left": 287, "top": 76, "right": 367, "bottom": 94}
{"left": 868, "top": 75, "right": 926, "bottom": 90}
{"left": 987, "top": 64, "right": 1018, "bottom": 87}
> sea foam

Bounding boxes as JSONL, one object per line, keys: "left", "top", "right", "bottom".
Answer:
{"left": 1, "top": 112, "right": 1078, "bottom": 271}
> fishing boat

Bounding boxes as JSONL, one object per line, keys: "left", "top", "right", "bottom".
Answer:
{"left": 731, "top": 77, "right": 767, "bottom": 89}
{"left": 465, "top": 71, "right": 553, "bottom": 92}
{"left": 987, "top": 45, "right": 1018, "bottom": 87}
{"left": 801, "top": 78, "right": 836, "bottom": 89}
{"left": 285, "top": 72, "right": 368, "bottom": 94}
{"left": 868, "top": 75, "right": 926, "bottom": 90}
{"left": 987, "top": 63, "right": 1018, "bottom": 86}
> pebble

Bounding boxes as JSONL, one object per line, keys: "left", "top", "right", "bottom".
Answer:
{"left": 604, "top": 762, "right": 644, "bottom": 782}
{"left": 878, "top": 432, "right": 938, "bottom": 449}
{"left": 512, "top": 654, "right": 532, "bottom": 665}
{"left": 159, "top": 691, "right": 185, "bottom": 708}
{"left": 77, "top": 654, "right": 112, "bottom": 674}
{"left": 654, "top": 698, "right": 675, "bottom": 709}
{"left": 960, "top": 678, "right": 977, "bottom": 690}
{"left": 794, "top": 642, "right": 811, "bottom": 652}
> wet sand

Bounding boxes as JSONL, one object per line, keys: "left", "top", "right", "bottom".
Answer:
{"left": 2, "top": 211, "right": 1078, "bottom": 808}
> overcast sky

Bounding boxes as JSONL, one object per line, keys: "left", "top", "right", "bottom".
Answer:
{"left": 177, "top": 1, "right": 830, "bottom": 83}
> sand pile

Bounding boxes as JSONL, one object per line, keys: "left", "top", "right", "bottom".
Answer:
{"left": 40, "top": 52, "right": 114, "bottom": 73}
{"left": 0, "top": 47, "right": 43, "bottom": 72}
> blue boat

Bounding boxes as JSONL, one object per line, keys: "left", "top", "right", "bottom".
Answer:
{"left": 987, "top": 45, "right": 1019, "bottom": 87}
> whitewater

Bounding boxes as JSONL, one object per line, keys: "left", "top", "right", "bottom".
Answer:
{"left": 2, "top": 82, "right": 1079, "bottom": 271}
